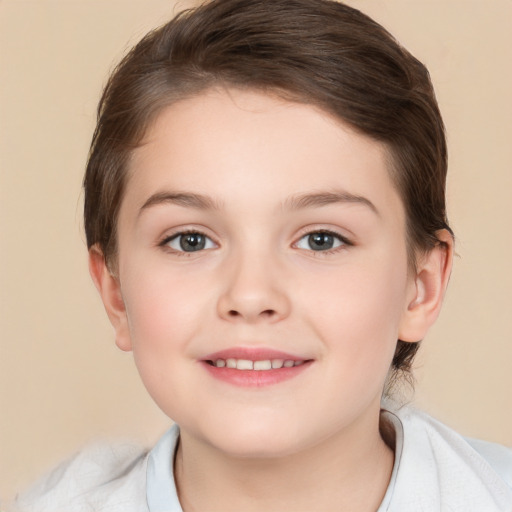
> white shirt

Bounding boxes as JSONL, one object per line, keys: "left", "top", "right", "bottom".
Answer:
{"left": 10, "top": 407, "right": 512, "bottom": 511}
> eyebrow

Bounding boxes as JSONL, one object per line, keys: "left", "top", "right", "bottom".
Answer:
{"left": 139, "top": 191, "right": 222, "bottom": 215}
{"left": 282, "top": 190, "right": 379, "bottom": 215}
{"left": 138, "top": 189, "right": 378, "bottom": 216}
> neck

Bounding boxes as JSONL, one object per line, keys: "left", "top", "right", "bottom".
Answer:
{"left": 175, "top": 409, "right": 394, "bottom": 512}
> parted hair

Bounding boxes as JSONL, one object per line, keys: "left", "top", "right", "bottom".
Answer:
{"left": 84, "top": 0, "right": 451, "bottom": 383}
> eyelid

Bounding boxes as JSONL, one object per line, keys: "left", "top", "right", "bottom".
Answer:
{"left": 293, "top": 228, "right": 353, "bottom": 252}
{"left": 156, "top": 225, "right": 352, "bottom": 255}
{"left": 158, "top": 227, "right": 219, "bottom": 253}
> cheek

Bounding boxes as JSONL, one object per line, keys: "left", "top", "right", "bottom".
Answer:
{"left": 280, "top": 255, "right": 411, "bottom": 433}
{"left": 120, "top": 264, "right": 213, "bottom": 365}
{"left": 299, "top": 253, "right": 409, "bottom": 364}
{"left": 119, "top": 266, "right": 213, "bottom": 415}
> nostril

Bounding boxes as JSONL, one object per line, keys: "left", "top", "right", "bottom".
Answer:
{"left": 226, "top": 309, "right": 275, "bottom": 319}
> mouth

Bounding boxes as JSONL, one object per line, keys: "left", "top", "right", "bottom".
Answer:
{"left": 205, "top": 358, "right": 306, "bottom": 370}
{"left": 201, "top": 348, "right": 313, "bottom": 387}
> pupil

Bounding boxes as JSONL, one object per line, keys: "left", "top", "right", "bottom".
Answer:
{"left": 309, "top": 233, "right": 334, "bottom": 251}
{"left": 180, "top": 233, "right": 205, "bottom": 252}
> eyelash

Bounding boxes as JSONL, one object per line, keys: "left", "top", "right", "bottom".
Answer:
{"left": 294, "top": 229, "right": 352, "bottom": 256}
{"left": 158, "top": 230, "right": 217, "bottom": 257}
{"left": 158, "top": 229, "right": 352, "bottom": 256}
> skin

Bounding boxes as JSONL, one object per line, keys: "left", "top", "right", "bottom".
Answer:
{"left": 90, "top": 88, "right": 453, "bottom": 511}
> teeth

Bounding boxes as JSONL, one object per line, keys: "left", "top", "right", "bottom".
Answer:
{"left": 236, "top": 359, "right": 253, "bottom": 370}
{"left": 211, "top": 358, "right": 305, "bottom": 371}
{"left": 253, "top": 360, "right": 272, "bottom": 371}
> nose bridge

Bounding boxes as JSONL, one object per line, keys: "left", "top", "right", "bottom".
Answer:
{"left": 217, "top": 241, "right": 290, "bottom": 323}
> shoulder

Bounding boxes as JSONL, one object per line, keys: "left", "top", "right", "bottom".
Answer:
{"left": 10, "top": 441, "right": 149, "bottom": 512}
{"left": 382, "top": 405, "right": 512, "bottom": 511}
{"left": 466, "top": 436, "right": 512, "bottom": 489}
{"left": 401, "top": 407, "right": 512, "bottom": 487}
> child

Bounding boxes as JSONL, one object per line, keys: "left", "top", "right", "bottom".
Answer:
{"left": 12, "top": 0, "right": 512, "bottom": 510}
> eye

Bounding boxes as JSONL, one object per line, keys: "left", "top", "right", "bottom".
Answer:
{"left": 295, "top": 231, "right": 348, "bottom": 252}
{"left": 163, "top": 232, "right": 216, "bottom": 252}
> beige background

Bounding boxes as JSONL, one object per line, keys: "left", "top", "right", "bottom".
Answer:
{"left": 1, "top": 0, "right": 511, "bottom": 502}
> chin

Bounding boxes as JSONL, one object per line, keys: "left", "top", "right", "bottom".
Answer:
{"left": 211, "top": 433, "right": 301, "bottom": 460}
{"left": 196, "top": 413, "right": 310, "bottom": 459}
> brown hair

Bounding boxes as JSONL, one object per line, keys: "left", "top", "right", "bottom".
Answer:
{"left": 84, "top": 0, "right": 451, "bottom": 381}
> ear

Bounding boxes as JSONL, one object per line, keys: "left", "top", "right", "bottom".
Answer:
{"left": 398, "top": 229, "right": 454, "bottom": 342}
{"left": 88, "top": 245, "right": 132, "bottom": 352}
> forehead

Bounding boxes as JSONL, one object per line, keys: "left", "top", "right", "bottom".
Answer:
{"left": 123, "top": 88, "right": 403, "bottom": 222}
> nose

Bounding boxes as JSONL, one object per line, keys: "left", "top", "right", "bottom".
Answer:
{"left": 216, "top": 250, "right": 291, "bottom": 324}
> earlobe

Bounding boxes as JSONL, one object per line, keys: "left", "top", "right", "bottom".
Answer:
{"left": 398, "top": 230, "right": 454, "bottom": 342}
{"left": 88, "top": 245, "right": 133, "bottom": 352}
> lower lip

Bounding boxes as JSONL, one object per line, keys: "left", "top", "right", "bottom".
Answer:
{"left": 201, "top": 361, "right": 312, "bottom": 387}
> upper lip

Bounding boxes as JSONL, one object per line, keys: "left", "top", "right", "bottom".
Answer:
{"left": 203, "top": 347, "right": 309, "bottom": 362}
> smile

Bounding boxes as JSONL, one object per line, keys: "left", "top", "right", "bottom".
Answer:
{"left": 207, "top": 358, "right": 305, "bottom": 370}
{"left": 201, "top": 348, "right": 313, "bottom": 387}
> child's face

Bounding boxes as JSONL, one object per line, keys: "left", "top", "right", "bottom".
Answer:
{"left": 110, "top": 88, "right": 419, "bottom": 457}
